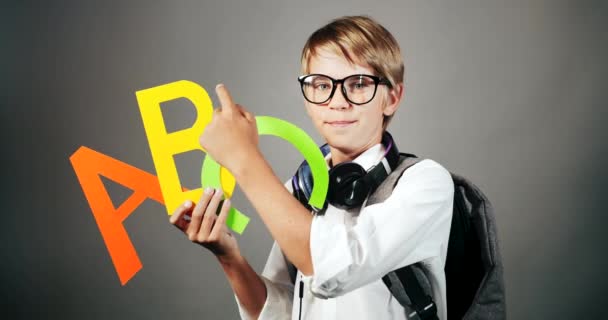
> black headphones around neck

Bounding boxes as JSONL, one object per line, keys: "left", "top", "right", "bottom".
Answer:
{"left": 291, "top": 131, "right": 406, "bottom": 213}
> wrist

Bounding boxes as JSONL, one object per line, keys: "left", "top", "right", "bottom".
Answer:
{"left": 231, "top": 149, "right": 267, "bottom": 181}
{"left": 217, "top": 251, "right": 245, "bottom": 269}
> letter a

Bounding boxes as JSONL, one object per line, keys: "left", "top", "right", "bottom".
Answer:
{"left": 70, "top": 146, "right": 164, "bottom": 285}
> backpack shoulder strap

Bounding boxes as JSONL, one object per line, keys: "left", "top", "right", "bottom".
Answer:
{"left": 365, "top": 153, "right": 420, "bottom": 206}
{"left": 366, "top": 154, "right": 439, "bottom": 320}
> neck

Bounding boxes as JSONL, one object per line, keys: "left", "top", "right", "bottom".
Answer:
{"left": 329, "top": 148, "right": 360, "bottom": 167}
{"left": 328, "top": 133, "right": 383, "bottom": 167}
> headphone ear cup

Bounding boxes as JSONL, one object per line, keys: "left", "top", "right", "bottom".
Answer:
{"left": 347, "top": 179, "right": 371, "bottom": 208}
{"left": 327, "top": 162, "right": 368, "bottom": 209}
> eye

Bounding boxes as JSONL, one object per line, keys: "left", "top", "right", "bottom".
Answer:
{"left": 349, "top": 81, "right": 372, "bottom": 90}
{"left": 313, "top": 82, "right": 331, "bottom": 90}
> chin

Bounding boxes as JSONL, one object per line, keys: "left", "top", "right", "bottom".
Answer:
{"left": 323, "top": 134, "right": 360, "bottom": 152}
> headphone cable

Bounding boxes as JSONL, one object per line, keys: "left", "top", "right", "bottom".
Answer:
{"left": 298, "top": 275, "right": 304, "bottom": 320}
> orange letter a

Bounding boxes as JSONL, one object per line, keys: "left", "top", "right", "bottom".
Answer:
{"left": 70, "top": 146, "right": 165, "bottom": 285}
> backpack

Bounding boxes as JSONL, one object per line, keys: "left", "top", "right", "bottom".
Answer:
{"left": 291, "top": 153, "right": 506, "bottom": 320}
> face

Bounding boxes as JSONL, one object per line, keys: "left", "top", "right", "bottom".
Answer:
{"left": 303, "top": 48, "right": 403, "bottom": 160}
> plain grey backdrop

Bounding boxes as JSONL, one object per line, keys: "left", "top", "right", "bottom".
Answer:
{"left": 2, "top": 0, "right": 607, "bottom": 319}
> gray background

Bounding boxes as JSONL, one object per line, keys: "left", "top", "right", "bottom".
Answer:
{"left": 2, "top": 0, "right": 607, "bottom": 319}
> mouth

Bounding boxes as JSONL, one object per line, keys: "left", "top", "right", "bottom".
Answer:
{"left": 325, "top": 120, "right": 357, "bottom": 127}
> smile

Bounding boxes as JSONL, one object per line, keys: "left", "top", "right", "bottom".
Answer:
{"left": 326, "top": 120, "right": 357, "bottom": 127}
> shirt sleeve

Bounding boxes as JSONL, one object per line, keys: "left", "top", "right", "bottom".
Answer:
{"left": 234, "top": 241, "right": 295, "bottom": 319}
{"left": 234, "top": 180, "right": 296, "bottom": 319}
{"left": 302, "top": 159, "right": 454, "bottom": 299}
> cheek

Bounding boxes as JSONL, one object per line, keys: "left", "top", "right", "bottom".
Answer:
{"left": 304, "top": 104, "right": 315, "bottom": 119}
{"left": 378, "top": 92, "right": 389, "bottom": 112}
{"left": 305, "top": 105, "right": 324, "bottom": 125}
{"left": 361, "top": 103, "right": 386, "bottom": 123}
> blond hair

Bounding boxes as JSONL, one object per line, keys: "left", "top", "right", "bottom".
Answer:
{"left": 300, "top": 15, "right": 404, "bottom": 129}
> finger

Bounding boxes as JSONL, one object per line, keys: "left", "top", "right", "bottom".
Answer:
{"left": 243, "top": 110, "right": 254, "bottom": 122}
{"left": 234, "top": 103, "right": 245, "bottom": 115}
{"left": 216, "top": 84, "right": 235, "bottom": 115}
{"left": 186, "top": 188, "right": 214, "bottom": 240}
{"left": 229, "top": 103, "right": 254, "bottom": 126}
{"left": 232, "top": 103, "right": 241, "bottom": 116}
{"left": 209, "top": 198, "right": 231, "bottom": 240}
{"left": 198, "top": 188, "right": 223, "bottom": 241}
{"left": 235, "top": 103, "right": 254, "bottom": 120}
{"left": 170, "top": 200, "right": 193, "bottom": 231}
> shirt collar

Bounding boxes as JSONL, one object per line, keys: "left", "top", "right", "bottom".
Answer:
{"left": 325, "top": 143, "right": 386, "bottom": 170}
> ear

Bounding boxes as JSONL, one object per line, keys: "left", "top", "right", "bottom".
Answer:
{"left": 382, "top": 83, "right": 404, "bottom": 116}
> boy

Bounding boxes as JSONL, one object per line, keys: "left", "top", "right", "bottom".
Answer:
{"left": 170, "top": 15, "right": 454, "bottom": 319}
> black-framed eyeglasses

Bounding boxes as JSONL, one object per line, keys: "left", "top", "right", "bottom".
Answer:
{"left": 298, "top": 74, "right": 392, "bottom": 105}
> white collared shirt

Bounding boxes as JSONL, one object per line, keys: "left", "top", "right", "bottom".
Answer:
{"left": 235, "top": 144, "right": 454, "bottom": 320}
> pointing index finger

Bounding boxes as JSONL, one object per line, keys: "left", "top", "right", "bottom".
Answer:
{"left": 216, "top": 83, "right": 235, "bottom": 114}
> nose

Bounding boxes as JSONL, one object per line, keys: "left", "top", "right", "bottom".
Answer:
{"left": 327, "top": 83, "right": 351, "bottom": 110}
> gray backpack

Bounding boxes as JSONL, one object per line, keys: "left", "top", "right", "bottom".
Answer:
{"left": 291, "top": 153, "right": 506, "bottom": 320}
{"left": 366, "top": 154, "right": 506, "bottom": 320}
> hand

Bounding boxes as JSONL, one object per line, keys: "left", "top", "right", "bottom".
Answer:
{"left": 199, "top": 84, "right": 260, "bottom": 176}
{"left": 169, "top": 187, "right": 240, "bottom": 260}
